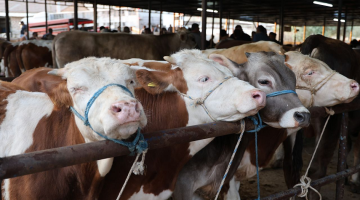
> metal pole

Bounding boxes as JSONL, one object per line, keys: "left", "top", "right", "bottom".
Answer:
{"left": 337, "top": 0, "right": 343, "bottom": 40}
{"left": 349, "top": 18, "right": 354, "bottom": 42}
{"left": 210, "top": 0, "right": 215, "bottom": 47}
{"left": 280, "top": 0, "right": 284, "bottom": 44}
{"left": 201, "top": 0, "right": 207, "bottom": 50}
{"left": 25, "top": 0, "right": 29, "bottom": 37}
{"left": 219, "top": 0, "right": 222, "bottom": 36}
{"left": 93, "top": 0, "right": 97, "bottom": 32}
{"left": 118, "top": 7, "right": 121, "bottom": 32}
{"left": 109, "top": 6, "right": 111, "bottom": 30}
{"left": 342, "top": 7, "right": 347, "bottom": 42}
{"left": 0, "top": 120, "right": 256, "bottom": 180}
{"left": 303, "top": 22, "right": 306, "bottom": 42}
{"left": 45, "top": 0, "right": 48, "bottom": 33}
{"left": 322, "top": 16, "right": 326, "bottom": 35}
{"left": 159, "top": 0, "right": 162, "bottom": 32}
{"left": 148, "top": 0, "right": 151, "bottom": 28}
{"left": 74, "top": 0, "right": 78, "bottom": 30}
{"left": 336, "top": 113, "right": 348, "bottom": 200}
{"left": 5, "top": 0, "right": 10, "bottom": 41}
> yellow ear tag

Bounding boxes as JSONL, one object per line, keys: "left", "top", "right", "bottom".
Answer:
{"left": 147, "top": 82, "right": 157, "bottom": 87}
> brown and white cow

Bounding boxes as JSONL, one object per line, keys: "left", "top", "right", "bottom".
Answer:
{"left": 12, "top": 49, "right": 266, "bottom": 200}
{"left": 202, "top": 41, "right": 286, "bottom": 64}
{"left": 1, "top": 57, "right": 148, "bottom": 200}
{"left": 16, "top": 40, "right": 53, "bottom": 70}
{"left": 52, "top": 30, "right": 196, "bottom": 68}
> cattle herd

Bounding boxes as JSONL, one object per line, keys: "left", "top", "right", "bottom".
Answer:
{"left": 0, "top": 31, "right": 360, "bottom": 200}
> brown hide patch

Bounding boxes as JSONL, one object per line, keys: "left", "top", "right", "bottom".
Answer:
{"left": 284, "top": 62, "right": 293, "bottom": 70}
{"left": 0, "top": 81, "right": 26, "bottom": 124}
{"left": 136, "top": 67, "right": 188, "bottom": 94}
{"left": 142, "top": 62, "right": 172, "bottom": 71}
{"left": 99, "top": 88, "right": 190, "bottom": 199}
{"left": 8, "top": 108, "right": 104, "bottom": 199}
{"left": 20, "top": 43, "right": 53, "bottom": 71}
{"left": 48, "top": 81, "right": 73, "bottom": 108}
{"left": 248, "top": 127, "right": 287, "bottom": 167}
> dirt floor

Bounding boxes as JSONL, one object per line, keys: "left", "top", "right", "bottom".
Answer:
{"left": 240, "top": 139, "right": 360, "bottom": 200}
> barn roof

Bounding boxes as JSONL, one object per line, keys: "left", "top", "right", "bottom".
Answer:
{"left": 39, "top": 0, "right": 360, "bottom": 26}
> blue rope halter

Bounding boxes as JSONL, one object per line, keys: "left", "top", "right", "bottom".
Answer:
{"left": 70, "top": 83, "right": 148, "bottom": 154}
{"left": 246, "top": 89, "right": 296, "bottom": 200}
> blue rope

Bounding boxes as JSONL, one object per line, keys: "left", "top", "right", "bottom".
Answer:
{"left": 70, "top": 84, "right": 148, "bottom": 155}
{"left": 266, "top": 90, "right": 297, "bottom": 98}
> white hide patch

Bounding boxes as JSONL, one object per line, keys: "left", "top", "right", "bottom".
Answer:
{"left": 0, "top": 90, "right": 54, "bottom": 158}
{"left": 19, "top": 40, "right": 53, "bottom": 51}
{"left": 0, "top": 59, "right": 4, "bottom": 75}
{"left": 237, "top": 150, "right": 261, "bottom": 180}
{"left": 266, "top": 107, "right": 309, "bottom": 128}
{"left": 0, "top": 90, "right": 53, "bottom": 200}
{"left": 96, "top": 158, "right": 114, "bottom": 177}
{"left": 188, "top": 138, "right": 214, "bottom": 156}
{"left": 128, "top": 186, "right": 172, "bottom": 200}
{"left": 225, "top": 176, "right": 241, "bottom": 200}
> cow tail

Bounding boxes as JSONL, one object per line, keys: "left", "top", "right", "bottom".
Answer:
{"left": 52, "top": 37, "right": 58, "bottom": 69}
{"left": 16, "top": 44, "right": 26, "bottom": 72}
{"left": 3, "top": 45, "right": 14, "bottom": 77}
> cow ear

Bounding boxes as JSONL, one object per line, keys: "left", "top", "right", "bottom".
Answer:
{"left": 209, "top": 54, "right": 241, "bottom": 76}
{"left": 48, "top": 68, "right": 68, "bottom": 79}
{"left": 136, "top": 69, "right": 174, "bottom": 94}
{"left": 310, "top": 48, "right": 319, "bottom": 58}
{"left": 49, "top": 81, "right": 73, "bottom": 107}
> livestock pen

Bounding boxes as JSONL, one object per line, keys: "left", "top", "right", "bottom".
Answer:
{"left": 0, "top": 96, "right": 360, "bottom": 200}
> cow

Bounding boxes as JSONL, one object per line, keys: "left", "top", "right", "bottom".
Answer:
{"left": 202, "top": 41, "right": 286, "bottom": 64}
{"left": 172, "top": 50, "right": 359, "bottom": 200}
{"left": 52, "top": 30, "right": 196, "bottom": 68}
{"left": 1, "top": 57, "right": 149, "bottom": 200}
{"left": 3, "top": 42, "right": 21, "bottom": 77}
{"left": 286, "top": 35, "right": 360, "bottom": 199}
{"left": 12, "top": 49, "right": 266, "bottom": 200}
{"left": 16, "top": 40, "right": 53, "bottom": 71}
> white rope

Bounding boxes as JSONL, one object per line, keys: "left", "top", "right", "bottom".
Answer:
{"left": 214, "top": 120, "right": 245, "bottom": 200}
{"left": 293, "top": 108, "right": 334, "bottom": 200}
{"left": 116, "top": 151, "right": 147, "bottom": 200}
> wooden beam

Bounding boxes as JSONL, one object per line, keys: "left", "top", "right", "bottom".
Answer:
{"left": 45, "top": 0, "right": 48, "bottom": 33}
{"left": 148, "top": 0, "right": 151, "bottom": 28}
{"left": 336, "top": 0, "right": 343, "bottom": 40}
{"left": 5, "top": 0, "right": 10, "bottom": 41}
{"left": 201, "top": 0, "right": 207, "bottom": 50}
{"left": 74, "top": 0, "right": 78, "bottom": 30}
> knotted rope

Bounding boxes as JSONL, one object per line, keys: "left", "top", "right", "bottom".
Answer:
{"left": 296, "top": 71, "right": 337, "bottom": 107}
{"left": 293, "top": 107, "right": 334, "bottom": 200}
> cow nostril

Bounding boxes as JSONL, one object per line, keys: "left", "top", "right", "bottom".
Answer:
{"left": 252, "top": 94, "right": 261, "bottom": 99}
{"left": 351, "top": 82, "right": 359, "bottom": 90}
{"left": 294, "top": 111, "right": 305, "bottom": 123}
{"left": 111, "top": 105, "right": 122, "bottom": 113}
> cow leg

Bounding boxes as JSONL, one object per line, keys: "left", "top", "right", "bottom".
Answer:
{"left": 307, "top": 115, "right": 341, "bottom": 200}
{"left": 224, "top": 177, "right": 241, "bottom": 200}
{"left": 283, "top": 130, "right": 303, "bottom": 189}
{"left": 349, "top": 134, "right": 360, "bottom": 193}
{"left": 173, "top": 167, "right": 205, "bottom": 200}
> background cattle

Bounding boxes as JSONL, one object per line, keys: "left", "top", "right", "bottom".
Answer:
{"left": 1, "top": 57, "right": 147, "bottom": 200}
{"left": 52, "top": 30, "right": 196, "bottom": 68}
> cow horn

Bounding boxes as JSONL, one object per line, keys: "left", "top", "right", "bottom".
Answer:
{"left": 163, "top": 56, "right": 176, "bottom": 64}
{"left": 48, "top": 68, "right": 67, "bottom": 77}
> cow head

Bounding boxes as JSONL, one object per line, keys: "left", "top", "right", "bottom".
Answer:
{"left": 285, "top": 51, "right": 359, "bottom": 107}
{"left": 136, "top": 50, "right": 266, "bottom": 125}
{"left": 210, "top": 52, "right": 310, "bottom": 128}
{"left": 177, "top": 30, "right": 197, "bottom": 50}
{"left": 48, "top": 57, "right": 147, "bottom": 142}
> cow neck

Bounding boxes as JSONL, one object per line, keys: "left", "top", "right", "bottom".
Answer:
{"left": 296, "top": 70, "right": 337, "bottom": 107}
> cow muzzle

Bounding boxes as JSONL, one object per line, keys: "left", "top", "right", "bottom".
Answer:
{"left": 110, "top": 100, "right": 142, "bottom": 125}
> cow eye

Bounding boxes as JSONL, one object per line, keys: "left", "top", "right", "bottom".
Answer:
{"left": 199, "top": 76, "right": 210, "bottom": 82}
{"left": 130, "top": 80, "right": 134, "bottom": 84}
{"left": 258, "top": 79, "right": 270, "bottom": 85}
{"left": 307, "top": 71, "right": 315, "bottom": 76}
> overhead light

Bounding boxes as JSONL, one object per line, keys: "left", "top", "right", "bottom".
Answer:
{"left": 313, "top": 1, "right": 333, "bottom": 7}
{"left": 333, "top": 18, "right": 345, "bottom": 22}
{"left": 197, "top": 8, "right": 218, "bottom": 13}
